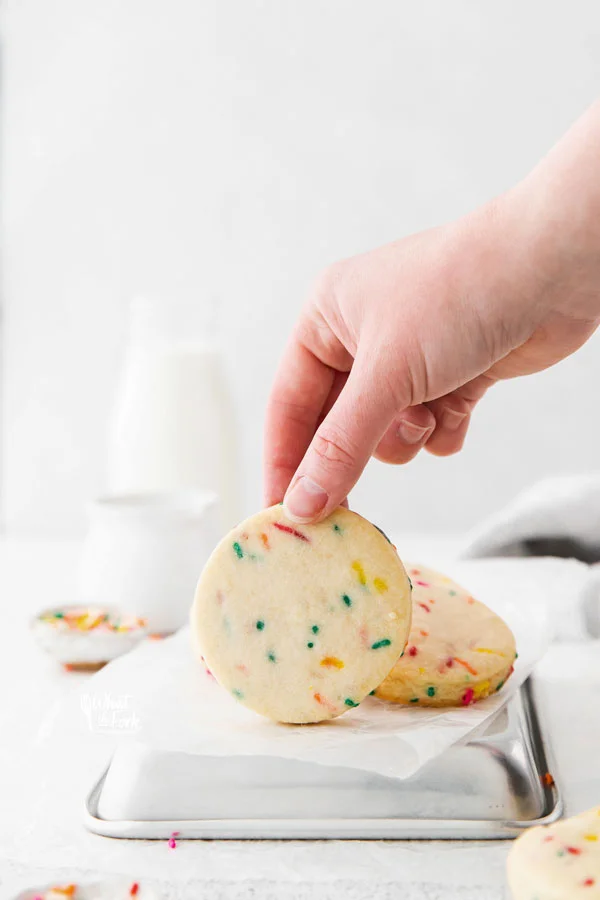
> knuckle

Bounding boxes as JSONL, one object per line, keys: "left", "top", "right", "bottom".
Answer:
{"left": 312, "top": 262, "right": 346, "bottom": 305}
{"left": 312, "top": 423, "right": 358, "bottom": 472}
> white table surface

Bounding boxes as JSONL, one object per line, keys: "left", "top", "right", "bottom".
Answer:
{"left": 1, "top": 537, "right": 599, "bottom": 900}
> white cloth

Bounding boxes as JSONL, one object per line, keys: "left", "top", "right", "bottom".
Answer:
{"left": 460, "top": 474, "right": 600, "bottom": 639}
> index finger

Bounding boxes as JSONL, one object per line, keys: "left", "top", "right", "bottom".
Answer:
{"left": 263, "top": 337, "right": 335, "bottom": 506}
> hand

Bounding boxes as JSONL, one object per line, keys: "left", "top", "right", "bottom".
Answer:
{"left": 264, "top": 102, "right": 600, "bottom": 523}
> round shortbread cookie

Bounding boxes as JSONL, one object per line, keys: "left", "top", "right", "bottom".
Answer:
{"left": 191, "top": 506, "right": 412, "bottom": 724}
{"left": 374, "top": 563, "right": 516, "bottom": 707}
{"left": 508, "top": 806, "right": 600, "bottom": 898}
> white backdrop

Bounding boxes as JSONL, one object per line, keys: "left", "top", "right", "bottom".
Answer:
{"left": 2, "top": 0, "right": 600, "bottom": 537}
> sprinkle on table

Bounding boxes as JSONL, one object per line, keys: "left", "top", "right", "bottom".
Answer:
{"left": 168, "top": 830, "right": 180, "bottom": 849}
{"left": 130, "top": 884, "right": 140, "bottom": 896}
{"left": 543, "top": 772, "right": 555, "bottom": 787}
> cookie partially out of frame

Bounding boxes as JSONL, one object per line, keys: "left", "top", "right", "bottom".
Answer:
{"left": 191, "top": 506, "right": 412, "bottom": 724}
{"left": 374, "top": 564, "right": 516, "bottom": 707}
{"left": 508, "top": 805, "right": 600, "bottom": 898}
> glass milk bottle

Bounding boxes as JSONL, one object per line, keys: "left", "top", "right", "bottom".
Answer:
{"left": 107, "top": 296, "right": 239, "bottom": 533}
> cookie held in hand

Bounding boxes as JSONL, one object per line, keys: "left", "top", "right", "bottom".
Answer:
{"left": 191, "top": 506, "right": 412, "bottom": 724}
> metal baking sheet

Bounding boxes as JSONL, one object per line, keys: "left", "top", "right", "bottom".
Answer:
{"left": 84, "top": 677, "right": 562, "bottom": 840}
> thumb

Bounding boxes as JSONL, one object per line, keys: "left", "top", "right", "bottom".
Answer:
{"left": 283, "top": 359, "right": 399, "bottom": 523}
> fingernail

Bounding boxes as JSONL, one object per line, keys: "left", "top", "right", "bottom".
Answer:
{"left": 442, "top": 408, "right": 468, "bottom": 432}
{"left": 284, "top": 476, "right": 328, "bottom": 522}
{"left": 397, "top": 420, "right": 432, "bottom": 445}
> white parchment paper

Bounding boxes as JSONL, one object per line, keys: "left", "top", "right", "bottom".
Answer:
{"left": 72, "top": 573, "right": 551, "bottom": 780}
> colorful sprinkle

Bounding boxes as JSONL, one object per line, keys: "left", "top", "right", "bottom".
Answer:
{"left": 233, "top": 542, "right": 244, "bottom": 559}
{"left": 419, "top": 629, "right": 429, "bottom": 637}
{"left": 446, "top": 657, "right": 454, "bottom": 668}
{"left": 232, "top": 688, "right": 244, "bottom": 699}
{"left": 371, "top": 639, "right": 392, "bottom": 650}
{"left": 415, "top": 580, "right": 430, "bottom": 587}
{"left": 544, "top": 835, "right": 555, "bottom": 842}
{"left": 462, "top": 687, "right": 475, "bottom": 706}
{"left": 344, "top": 698, "right": 359, "bottom": 707}
{"left": 475, "top": 647, "right": 499, "bottom": 655}
{"left": 333, "top": 523, "right": 343, "bottom": 535}
{"left": 584, "top": 834, "right": 598, "bottom": 842}
{"left": 314, "top": 692, "right": 336, "bottom": 712}
{"left": 369, "top": 690, "right": 376, "bottom": 695}
{"left": 311, "top": 625, "right": 320, "bottom": 634}
{"left": 454, "top": 657, "right": 478, "bottom": 676}
{"left": 260, "top": 532, "right": 270, "bottom": 549}
{"left": 496, "top": 680, "right": 505, "bottom": 692}
{"left": 342, "top": 594, "right": 352, "bottom": 607}
{"left": 130, "top": 885, "right": 140, "bottom": 897}
{"left": 473, "top": 680, "right": 491, "bottom": 700}
{"left": 410, "top": 697, "right": 419, "bottom": 703}
{"left": 267, "top": 652, "right": 277, "bottom": 663}
{"left": 307, "top": 641, "right": 314, "bottom": 648}
{"left": 567, "top": 846, "right": 582, "bottom": 855}
{"left": 256, "top": 620, "right": 265, "bottom": 630}
{"left": 408, "top": 645, "right": 418, "bottom": 657}
{"left": 427, "top": 686, "right": 436, "bottom": 697}
{"left": 543, "top": 772, "right": 555, "bottom": 787}
{"left": 352, "top": 560, "right": 367, "bottom": 586}
{"left": 449, "top": 590, "right": 457, "bottom": 596}
{"left": 168, "top": 830, "right": 180, "bottom": 849}
{"left": 320, "top": 656, "right": 344, "bottom": 669}
{"left": 373, "top": 577, "right": 388, "bottom": 594}
{"left": 417, "top": 602, "right": 431, "bottom": 614}
{"left": 272, "top": 522, "right": 310, "bottom": 542}
{"left": 584, "top": 879, "right": 596, "bottom": 887}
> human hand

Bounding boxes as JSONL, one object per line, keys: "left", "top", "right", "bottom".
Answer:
{"left": 264, "top": 103, "right": 600, "bottom": 523}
